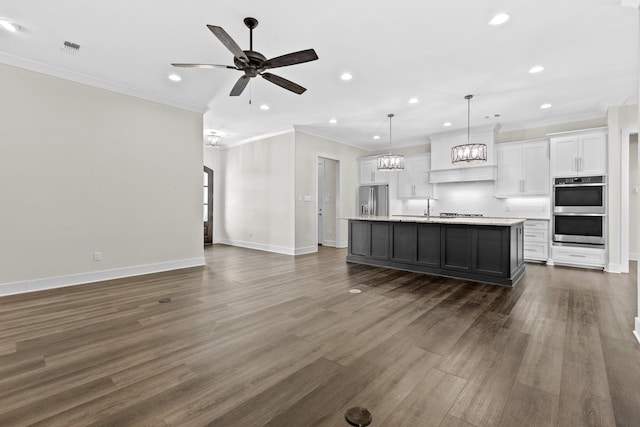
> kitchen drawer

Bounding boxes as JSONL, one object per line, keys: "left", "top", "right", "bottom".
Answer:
{"left": 524, "top": 229, "right": 548, "bottom": 242}
{"left": 552, "top": 246, "right": 606, "bottom": 268}
{"left": 524, "top": 220, "right": 549, "bottom": 230}
{"left": 524, "top": 243, "right": 548, "bottom": 261}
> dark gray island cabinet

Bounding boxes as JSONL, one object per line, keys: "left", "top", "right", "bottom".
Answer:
{"left": 347, "top": 217, "right": 526, "bottom": 287}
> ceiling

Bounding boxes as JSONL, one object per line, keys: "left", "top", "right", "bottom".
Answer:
{"left": 1, "top": 0, "right": 637, "bottom": 149}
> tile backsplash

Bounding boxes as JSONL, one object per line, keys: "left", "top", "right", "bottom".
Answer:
{"left": 397, "top": 181, "right": 550, "bottom": 219}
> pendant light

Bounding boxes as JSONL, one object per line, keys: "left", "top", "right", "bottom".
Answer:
{"left": 377, "top": 113, "right": 404, "bottom": 171}
{"left": 451, "top": 95, "right": 487, "bottom": 163}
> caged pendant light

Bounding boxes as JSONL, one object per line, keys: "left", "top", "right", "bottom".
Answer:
{"left": 451, "top": 95, "right": 487, "bottom": 163}
{"left": 377, "top": 113, "right": 404, "bottom": 171}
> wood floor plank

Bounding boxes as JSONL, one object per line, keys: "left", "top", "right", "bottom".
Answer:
{"left": 0, "top": 246, "right": 636, "bottom": 426}
{"left": 515, "top": 317, "right": 566, "bottom": 395}
{"left": 600, "top": 335, "right": 640, "bottom": 426}
{"left": 498, "top": 382, "right": 559, "bottom": 427}
{"left": 448, "top": 327, "right": 530, "bottom": 426}
{"left": 381, "top": 368, "right": 467, "bottom": 427}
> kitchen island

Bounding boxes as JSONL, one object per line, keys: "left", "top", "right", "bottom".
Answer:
{"left": 345, "top": 216, "right": 526, "bottom": 287}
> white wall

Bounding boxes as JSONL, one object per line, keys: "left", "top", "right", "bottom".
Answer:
{"left": 294, "top": 131, "right": 368, "bottom": 252}
{"left": 630, "top": 135, "right": 638, "bottom": 260}
{"left": 0, "top": 64, "right": 204, "bottom": 295}
{"left": 214, "top": 133, "right": 296, "bottom": 254}
{"left": 607, "top": 104, "right": 638, "bottom": 272}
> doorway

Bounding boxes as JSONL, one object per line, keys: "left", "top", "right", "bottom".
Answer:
{"left": 317, "top": 157, "right": 340, "bottom": 247}
{"left": 204, "top": 166, "right": 213, "bottom": 246}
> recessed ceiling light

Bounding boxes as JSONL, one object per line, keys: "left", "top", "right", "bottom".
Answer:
{"left": 340, "top": 72, "right": 353, "bottom": 81}
{"left": 488, "top": 13, "right": 510, "bottom": 26}
{"left": 373, "top": 135, "right": 381, "bottom": 140}
{"left": 168, "top": 74, "right": 182, "bottom": 82}
{"left": 540, "top": 103, "right": 552, "bottom": 109}
{"left": 260, "top": 104, "right": 270, "bottom": 111}
{"left": 0, "top": 19, "right": 18, "bottom": 32}
{"left": 529, "top": 65, "right": 544, "bottom": 74}
{"left": 329, "top": 118, "right": 337, "bottom": 124}
{"left": 443, "top": 122, "right": 452, "bottom": 127}
{"left": 408, "top": 98, "right": 419, "bottom": 104}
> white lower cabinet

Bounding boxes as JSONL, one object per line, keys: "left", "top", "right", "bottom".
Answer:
{"left": 551, "top": 245, "right": 606, "bottom": 269}
{"left": 524, "top": 220, "right": 549, "bottom": 262}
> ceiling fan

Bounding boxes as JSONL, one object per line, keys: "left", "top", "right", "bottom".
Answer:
{"left": 172, "top": 17, "right": 318, "bottom": 96}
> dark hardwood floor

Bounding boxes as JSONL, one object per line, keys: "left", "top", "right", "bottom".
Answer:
{"left": 1, "top": 245, "right": 639, "bottom": 426}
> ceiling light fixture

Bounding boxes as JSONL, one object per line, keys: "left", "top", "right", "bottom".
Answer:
{"left": 409, "top": 97, "right": 419, "bottom": 104}
{"left": 488, "top": 13, "right": 510, "bottom": 26}
{"left": 168, "top": 74, "right": 182, "bottom": 82}
{"left": 451, "top": 95, "right": 487, "bottom": 164}
{"left": 260, "top": 104, "right": 270, "bottom": 110}
{"left": 443, "top": 122, "right": 452, "bottom": 127}
{"left": 377, "top": 113, "right": 404, "bottom": 171}
{"left": 340, "top": 72, "right": 353, "bottom": 81}
{"left": 0, "top": 19, "right": 18, "bottom": 32}
{"left": 373, "top": 135, "right": 380, "bottom": 140}
{"left": 204, "top": 132, "right": 221, "bottom": 147}
{"left": 529, "top": 65, "right": 544, "bottom": 74}
{"left": 329, "top": 118, "right": 337, "bottom": 124}
{"left": 540, "top": 103, "right": 552, "bottom": 109}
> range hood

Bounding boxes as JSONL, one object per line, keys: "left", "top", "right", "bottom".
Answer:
{"left": 429, "top": 123, "right": 500, "bottom": 183}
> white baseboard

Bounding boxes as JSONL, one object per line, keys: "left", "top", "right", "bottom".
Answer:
{"left": 0, "top": 257, "right": 205, "bottom": 298}
{"left": 219, "top": 239, "right": 296, "bottom": 256}
{"left": 322, "top": 240, "right": 337, "bottom": 247}
{"left": 295, "top": 246, "right": 318, "bottom": 255}
{"left": 635, "top": 318, "right": 640, "bottom": 345}
{"left": 337, "top": 240, "right": 348, "bottom": 248}
{"left": 605, "top": 263, "right": 623, "bottom": 274}
{"left": 630, "top": 252, "right": 638, "bottom": 261}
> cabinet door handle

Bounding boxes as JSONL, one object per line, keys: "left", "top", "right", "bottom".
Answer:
{"left": 569, "top": 254, "right": 587, "bottom": 258}
{"left": 579, "top": 157, "right": 583, "bottom": 172}
{"left": 574, "top": 157, "right": 578, "bottom": 172}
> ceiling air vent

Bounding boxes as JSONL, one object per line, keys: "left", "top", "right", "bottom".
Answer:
{"left": 62, "top": 41, "right": 80, "bottom": 54}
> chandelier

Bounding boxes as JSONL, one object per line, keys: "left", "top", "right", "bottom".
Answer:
{"left": 451, "top": 95, "right": 487, "bottom": 163}
{"left": 377, "top": 113, "right": 404, "bottom": 171}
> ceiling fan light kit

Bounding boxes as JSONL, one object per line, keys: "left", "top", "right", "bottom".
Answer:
{"left": 171, "top": 17, "right": 318, "bottom": 97}
{"left": 377, "top": 113, "right": 404, "bottom": 171}
{"left": 451, "top": 95, "right": 488, "bottom": 164}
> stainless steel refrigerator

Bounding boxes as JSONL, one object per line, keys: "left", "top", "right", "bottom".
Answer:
{"left": 358, "top": 185, "right": 389, "bottom": 216}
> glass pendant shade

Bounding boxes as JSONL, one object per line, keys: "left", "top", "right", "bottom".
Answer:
{"left": 205, "top": 134, "right": 221, "bottom": 146}
{"left": 377, "top": 113, "right": 404, "bottom": 171}
{"left": 451, "top": 143, "right": 487, "bottom": 163}
{"left": 377, "top": 154, "right": 405, "bottom": 170}
{"left": 451, "top": 94, "right": 487, "bottom": 164}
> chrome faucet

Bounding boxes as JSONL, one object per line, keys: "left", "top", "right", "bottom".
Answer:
{"left": 424, "top": 198, "right": 431, "bottom": 217}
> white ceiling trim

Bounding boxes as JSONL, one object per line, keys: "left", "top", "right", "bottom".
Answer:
{"left": 0, "top": 52, "right": 206, "bottom": 113}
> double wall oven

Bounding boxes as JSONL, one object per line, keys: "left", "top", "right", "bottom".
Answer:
{"left": 553, "top": 176, "right": 606, "bottom": 247}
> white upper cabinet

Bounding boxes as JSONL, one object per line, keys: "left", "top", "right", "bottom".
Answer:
{"left": 549, "top": 128, "right": 607, "bottom": 177}
{"left": 495, "top": 139, "right": 549, "bottom": 197}
{"left": 397, "top": 153, "right": 432, "bottom": 198}
{"left": 358, "top": 157, "right": 389, "bottom": 185}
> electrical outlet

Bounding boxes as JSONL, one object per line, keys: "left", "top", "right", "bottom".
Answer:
{"left": 248, "top": 232, "right": 252, "bottom": 238}
{"left": 93, "top": 251, "right": 102, "bottom": 261}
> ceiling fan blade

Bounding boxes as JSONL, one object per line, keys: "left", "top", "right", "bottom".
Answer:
{"left": 261, "top": 73, "right": 306, "bottom": 94}
{"left": 230, "top": 75, "right": 251, "bottom": 96}
{"left": 171, "top": 63, "right": 237, "bottom": 69}
{"left": 207, "top": 25, "right": 249, "bottom": 63}
{"left": 262, "top": 49, "right": 318, "bottom": 69}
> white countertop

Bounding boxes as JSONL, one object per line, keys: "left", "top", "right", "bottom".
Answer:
{"left": 342, "top": 215, "right": 526, "bottom": 226}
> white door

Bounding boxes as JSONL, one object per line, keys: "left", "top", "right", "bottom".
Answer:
{"left": 317, "top": 160, "right": 324, "bottom": 244}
